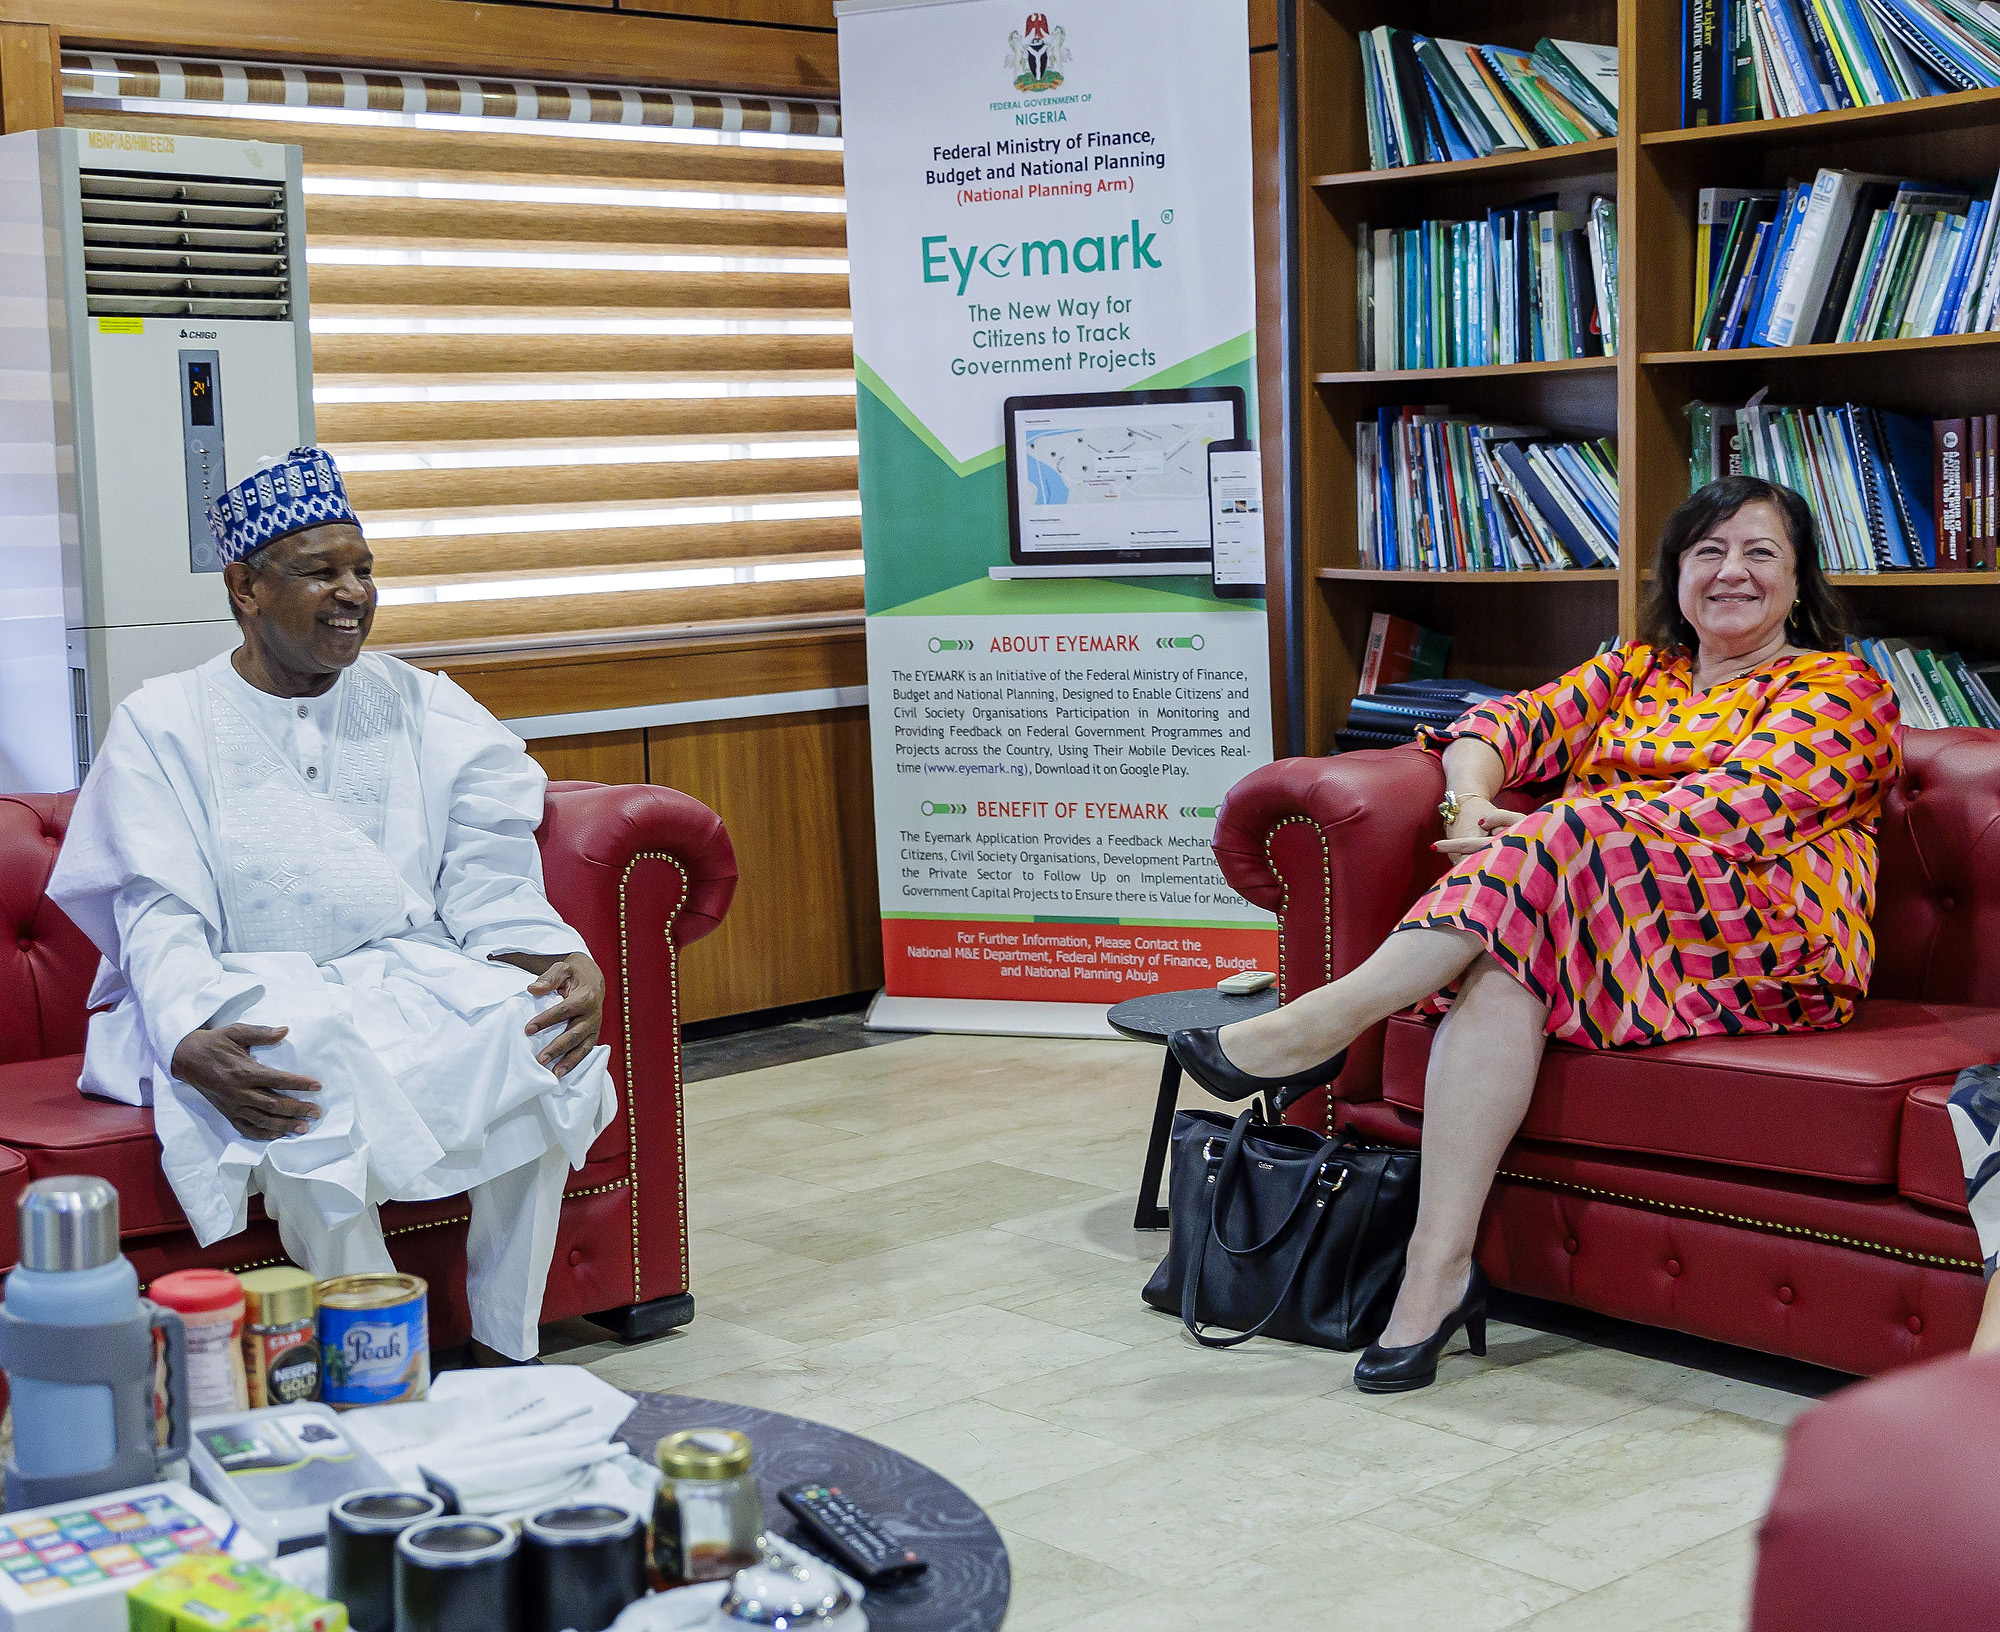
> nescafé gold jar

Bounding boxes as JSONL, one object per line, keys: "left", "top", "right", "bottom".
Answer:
{"left": 240, "top": 1266, "right": 319, "bottom": 1406}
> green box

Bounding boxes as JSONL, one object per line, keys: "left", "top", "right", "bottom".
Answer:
{"left": 126, "top": 1556, "right": 348, "bottom": 1632}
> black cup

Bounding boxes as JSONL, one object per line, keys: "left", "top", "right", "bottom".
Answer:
{"left": 522, "top": 1503, "right": 647, "bottom": 1632}
{"left": 326, "top": 1489, "right": 448, "bottom": 1632}
{"left": 394, "top": 1517, "right": 521, "bottom": 1632}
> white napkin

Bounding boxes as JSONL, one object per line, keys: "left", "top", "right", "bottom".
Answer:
{"left": 340, "top": 1365, "right": 661, "bottom": 1522}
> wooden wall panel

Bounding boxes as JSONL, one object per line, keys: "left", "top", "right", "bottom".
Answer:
{"left": 417, "top": 627, "right": 865, "bottom": 723}
{"left": 647, "top": 707, "right": 880, "bottom": 1022}
{"left": 2, "top": 0, "right": 838, "bottom": 94}
{"left": 527, "top": 729, "right": 647, "bottom": 787}
{"left": 0, "top": 20, "right": 59, "bottom": 131}
{"left": 513, "top": 0, "right": 835, "bottom": 24}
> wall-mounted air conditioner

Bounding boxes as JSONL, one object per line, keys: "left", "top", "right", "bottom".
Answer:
{"left": 0, "top": 124, "right": 313, "bottom": 793}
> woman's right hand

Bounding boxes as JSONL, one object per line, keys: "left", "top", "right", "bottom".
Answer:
{"left": 1433, "top": 799, "right": 1524, "bottom": 859}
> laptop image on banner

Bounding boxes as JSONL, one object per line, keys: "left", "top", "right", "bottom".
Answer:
{"left": 991, "top": 386, "right": 1248, "bottom": 579}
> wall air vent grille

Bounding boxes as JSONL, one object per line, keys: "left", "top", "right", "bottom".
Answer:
{"left": 79, "top": 168, "right": 290, "bottom": 319}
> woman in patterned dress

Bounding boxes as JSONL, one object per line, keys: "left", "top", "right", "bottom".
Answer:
{"left": 1171, "top": 476, "right": 1902, "bottom": 1391}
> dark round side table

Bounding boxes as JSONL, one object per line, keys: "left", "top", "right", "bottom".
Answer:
{"left": 619, "top": 1392, "right": 1009, "bottom": 1632}
{"left": 1109, "top": 985, "right": 1282, "bottom": 1230}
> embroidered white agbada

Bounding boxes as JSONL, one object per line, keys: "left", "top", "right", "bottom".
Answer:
{"left": 48, "top": 650, "right": 616, "bottom": 1252}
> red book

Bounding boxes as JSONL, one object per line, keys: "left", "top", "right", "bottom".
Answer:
{"left": 1976, "top": 414, "right": 1992, "bottom": 572}
{"left": 1937, "top": 419, "right": 1967, "bottom": 570}
{"left": 1358, "top": 612, "right": 1451, "bottom": 695}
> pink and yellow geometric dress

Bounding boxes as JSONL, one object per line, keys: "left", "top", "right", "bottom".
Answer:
{"left": 1399, "top": 643, "right": 1902, "bottom": 1049}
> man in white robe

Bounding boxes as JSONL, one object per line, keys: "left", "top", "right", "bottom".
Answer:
{"left": 49, "top": 447, "right": 614, "bottom": 1363}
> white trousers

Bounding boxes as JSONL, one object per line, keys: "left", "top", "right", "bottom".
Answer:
{"left": 264, "top": 1144, "right": 569, "bottom": 1361}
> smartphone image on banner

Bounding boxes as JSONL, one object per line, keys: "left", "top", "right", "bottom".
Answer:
{"left": 1207, "top": 440, "right": 1265, "bottom": 598}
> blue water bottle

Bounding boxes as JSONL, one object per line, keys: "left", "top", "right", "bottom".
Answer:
{"left": 0, "top": 1177, "right": 189, "bottom": 1508}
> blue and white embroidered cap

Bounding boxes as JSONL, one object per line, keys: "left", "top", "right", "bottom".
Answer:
{"left": 205, "top": 446, "right": 360, "bottom": 565}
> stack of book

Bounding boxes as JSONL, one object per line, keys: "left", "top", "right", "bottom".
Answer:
{"left": 1358, "top": 197, "right": 1617, "bottom": 367}
{"left": 1360, "top": 29, "right": 1617, "bottom": 169}
{"left": 1693, "top": 170, "right": 2000, "bottom": 350}
{"left": 1851, "top": 636, "right": 2000, "bottom": 726}
{"left": 1689, "top": 399, "right": 2000, "bottom": 568}
{"left": 1682, "top": 0, "right": 1993, "bottom": 125}
{"left": 1337, "top": 679, "right": 1510, "bottom": 754}
{"left": 1358, "top": 408, "right": 1620, "bottom": 572}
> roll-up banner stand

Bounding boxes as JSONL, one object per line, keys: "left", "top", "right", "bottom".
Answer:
{"left": 838, "top": 0, "right": 1278, "bottom": 1037}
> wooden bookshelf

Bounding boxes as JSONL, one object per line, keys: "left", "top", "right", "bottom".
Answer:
{"left": 1833, "top": 575, "right": 2000, "bottom": 588}
{"left": 1317, "top": 357, "right": 1615, "bottom": 384}
{"left": 1639, "top": 86, "right": 2000, "bottom": 150}
{"left": 1319, "top": 567, "right": 1618, "bottom": 583}
{"left": 1291, "top": 0, "right": 1621, "bottom": 752}
{"left": 1643, "top": 332, "right": 2000, "bottom": 368}
{"left": 1311, "top": 136, "right": 1617, "bottom": 191}
{"left": 1288, "top": 0, "right": 2000, "bottom": 753}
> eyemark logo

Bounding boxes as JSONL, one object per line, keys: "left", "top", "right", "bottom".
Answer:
{"left": 921, "top": 221, "right": 1162, "bottom": 295}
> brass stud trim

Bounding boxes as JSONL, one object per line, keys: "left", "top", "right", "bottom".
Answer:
{"left": 1496, "top": 1169, "right": 1983, "bottom": 1272}
{"left": 204, "top": 1179, "right": 636, "bottom": 1283}
{"left": 1260, "top": 814, "right": 1333, "bottom": 1135}
{"left": 618, "top": 850, "right": 692, "bottom": 1303}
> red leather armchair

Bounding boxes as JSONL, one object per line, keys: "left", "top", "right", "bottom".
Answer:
{"left": 1750, "top": 1349, "right": 2000, "bottom": 1630}
{"left": 1213, "top": 730, "right": 2000, "bottom": 1376}
{"left": 0, "top": 781, "right": 735, "bottom": 1349}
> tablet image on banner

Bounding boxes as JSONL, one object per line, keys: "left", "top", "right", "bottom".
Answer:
{"left": 998, "top": 388, "right": 1245, "bottom": 579}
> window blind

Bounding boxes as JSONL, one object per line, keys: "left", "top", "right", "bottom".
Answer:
{"left": 62, "top": 54, "right": 857, "bottom": 656}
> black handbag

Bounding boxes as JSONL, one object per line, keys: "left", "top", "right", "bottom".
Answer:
{"left": 1141, "top": 1104, "right": 1421, "bottom": 1350}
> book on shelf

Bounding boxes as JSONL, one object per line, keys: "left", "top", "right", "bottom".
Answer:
{"left": 1358, "top": 406, "right": 1620, "bottom": 573}
{"left": 1849, "top": 636, "right": 2000, "bottom": 727}
{"left": 1358, "top": 27, "right": 1617, "bottom": 170}
{"left": 1358, "top": 612, "right": 1451, "bottom": 694}
{"left": 1682, "top": 398, "right": 2000, "bottom": 570}
{"left": 1681, "top": 0, "right": 1978, "bottom": 123}
{"left": 1336, "top": 679, "right": 1508, "bottom": 755}
{"left": 1694, "top": 167, "right": 2000, "bottom": 350}
{"left": 1356, "top": 197, "right": 1615, "bottom": 369}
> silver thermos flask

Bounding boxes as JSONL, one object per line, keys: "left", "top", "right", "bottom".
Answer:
{"left": 0, "top": 1177, "right": 190, "bottom": 1508}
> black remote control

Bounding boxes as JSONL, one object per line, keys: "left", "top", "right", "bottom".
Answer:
{"left": 778, "top": 1483, "right": 929, "bottom": 1589}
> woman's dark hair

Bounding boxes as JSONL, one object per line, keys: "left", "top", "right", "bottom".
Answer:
{"left": 1641, "top": 475, "right": 1847, "bottom": 654}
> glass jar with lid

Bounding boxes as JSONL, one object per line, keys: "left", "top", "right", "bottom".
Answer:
{"left": 653, "top": 1429, "right": 763, "bottom": 1587}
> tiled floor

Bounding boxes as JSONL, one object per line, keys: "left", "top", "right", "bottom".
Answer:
{"left": 548, "top": 1029, "right": 1819, "bottom": 1631}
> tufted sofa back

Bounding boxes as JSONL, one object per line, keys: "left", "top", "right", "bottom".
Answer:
{"left": 1868, "top": 729, "right": 2000, "bottom": 1006}
{"left": 0, "top": 794, "right": 98, "bottom": 1066}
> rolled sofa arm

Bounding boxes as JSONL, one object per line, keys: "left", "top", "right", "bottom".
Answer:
{"left": 539, "top": 781, "right": 737, "bottom": 952}
{"left": 1211, "top": 746, "right": 1450, "bottom": 1112}
{"left": 536, "top": 780, "right": 736, "bottom": 1307}
{"left": 535, "top": 777, "right": 737, "bottom": 1106}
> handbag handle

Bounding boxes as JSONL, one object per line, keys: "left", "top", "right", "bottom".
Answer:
{"left": 1207, "top": 1109, "right": 1347, "bottom": 1259}
{"left": 1179, "top": 1107, "right": 1350, "bottom": 1349}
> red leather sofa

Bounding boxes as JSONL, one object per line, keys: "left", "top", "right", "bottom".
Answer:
{"left": 1213, "top": 729, "right": 2000, "bottom": 1376}
{"left": 0, "top": 780, "right": 735, "bottom": 1350}
{"left": 1749, "top": 1349, "right": 2000, "bottom": 1630}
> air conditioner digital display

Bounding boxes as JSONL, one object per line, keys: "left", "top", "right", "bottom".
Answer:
{"left": 186, "top": 360, "right": 216, "bottom": 427}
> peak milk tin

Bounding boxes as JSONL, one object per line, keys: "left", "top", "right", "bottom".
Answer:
{"left": 317, "top": 1273, "right": 429, "bottom": 1410}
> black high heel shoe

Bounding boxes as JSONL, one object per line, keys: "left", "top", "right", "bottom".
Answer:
{"left": 1167, "top": 1027, "right": 1348, "bottom": 1107}
{"left": 1353, "top": 1262, "right": 1490, "bottom": 1395}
